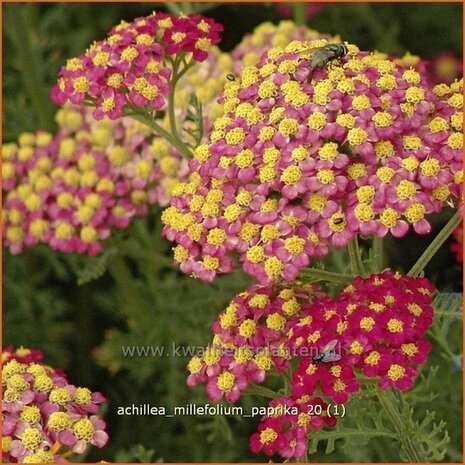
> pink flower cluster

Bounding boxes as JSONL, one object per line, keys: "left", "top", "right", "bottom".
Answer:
{"left": 2, "top": 347, "right": 108, "bottom": 463}
{"left": 4, "top": 41, "right": 241, "bottom": 257}
{"left": 52, "top": 12, "right": 223, "bottom": 120}
{"left": 187, "top": 272, "right": 435, "bottom": 459}
{"left": 162, "top": 39, "right": 463, "bottom": 284}
{"left": 186, "top": 283, "right": 320, "bottom": 403}
{"left": 3, "top": 346, "right": 45, "bottom": 366}
{"left": 2, "top": 104, "right": 189, "bottom": 256}
{"left": 428, "top": 51, "right": 463, "bottom": 85}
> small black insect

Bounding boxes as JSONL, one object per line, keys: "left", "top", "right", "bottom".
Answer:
{"left": 226, "top": 73, "right": 236, "bottom": 81}
{"left": 333, "top": 217, "right": 344, "bottom": 225}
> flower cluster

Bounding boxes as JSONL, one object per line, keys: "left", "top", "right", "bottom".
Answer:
{"left": 187, "top": 272, "right": 435, "bottom": 459}
{"left": 289, "top": 271, "right": 434, "bottom": 399}
{"left": 2, "top": 346, "right": 44, "bottom": 366}
{"left": 52, "top": 12, "right": 223, "bottom": 120}
{"left": 162, "top": 38, "right": 463, "bottom": 284}
{"left": 4, "top": 40, "right": 239, "bottom": 256}
{"left": 250, "top": 395, "right": 336, "bottom": 459}
{"left": 428, "top": 51, "right": 463, "bottom": 85}
{"left": 2, "top": 106, "right": 163, "bottom": 255}
{"left": 451, "top": 224, "right": 463, "bottom": 263}
{"left": 187, "top": 283, "right": 319, "bottom": 402}
{"left": 2, "top": 347, "right": 108, "bottom": 463}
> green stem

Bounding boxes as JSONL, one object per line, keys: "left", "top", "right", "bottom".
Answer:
{"left": 124, "top": 56, "right": 196, "bottom": 159}
{"left": 372, "top": 236, "right": 385, "bottom": 272}
{"left": 330, "top": 248, "right": 347, "bottom": 274}
{"left": 125, "top": 110, "right": 192, "bottom": 159}
{"left": 164, "top": 2, "right": 183, "bottom": 15}
{"left": 292, "top": 3, "right": 306, "bottom": 26}
{"left": 376, "top": 389, "right": 424, "bottom": 462}
{"left": 348, "top": 236, "right": 367, "bottom": 277}
{"left": 168, "top": 57, "right": 196, "bottom": 153}
{"left": 429, "top": 325, "right": 460, "bottom": 364}
{"left": 299, "top": 268, "right": 353, "bottom": 284}
{"left": 408, "top": 211, "right": 461, "bottom": 277}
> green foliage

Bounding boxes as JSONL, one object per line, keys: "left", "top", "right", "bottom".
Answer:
{"left": 184, "top": 94, "right": 204, "bottom": 148}
{"left": 73, "top": 247, "right": 118, "bottom": 286}
{"left": 308, "top": 386, "right": 395, "bottom": 459}
{"left": 409, "top": 410, "right": 450, "bottom": 462}
{"left": 114, "top": 444, "right": 159, "bottom": 463}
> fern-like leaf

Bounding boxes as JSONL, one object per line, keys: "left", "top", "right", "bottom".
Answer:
{"left": 409, "top": 410, "right": 450, "bottom": 462}
{"left": 76, "top": 247, "right": 117, "bottom": 285}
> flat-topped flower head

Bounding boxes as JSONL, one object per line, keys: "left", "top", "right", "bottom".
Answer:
{"left": 2, "top": 346, "right": 107, "bottom": 463}
{"left": 2, "top": 106, "right": 169, "bottom": 256}
{"left": 163, "top": 37, "right": 462, "bottom": 284}
{"left": 249, "top": 271, "right": 435, "bottom": 459}
{"left": 52, "top": 11, "right": 223, "bottom": 119}
{"left": 187, "top": 283, "right": 319, "bottom": 403}
{"left": 289, "top": 271, "right": 434, "bottom": 398}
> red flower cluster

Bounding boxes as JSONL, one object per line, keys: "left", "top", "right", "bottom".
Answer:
{"left": 187, "top": 272, "right": 435, "bottom": 460}
{"left": 2, "top": 346, "right": 44, "bottom": 365}
{"left": 52, "top": 12, "right": 223, "bottom": 120}
{"left": 289, "top": 272, "right": 434, "bottom": 400}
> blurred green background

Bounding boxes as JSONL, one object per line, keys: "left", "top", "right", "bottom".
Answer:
{"left": 3, "top": 2, "right": 463, "bottom": 462}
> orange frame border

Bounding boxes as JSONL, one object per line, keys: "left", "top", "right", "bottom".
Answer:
{"left": 0, "top": 1, "right": 463, "bottom": 464}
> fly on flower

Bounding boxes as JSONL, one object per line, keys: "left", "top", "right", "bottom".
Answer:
{"left": 312, "top": 339, "right": 342, "bottom": 364}
{"left": 300, "top": 43, "right": 348, "bottom": 69}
